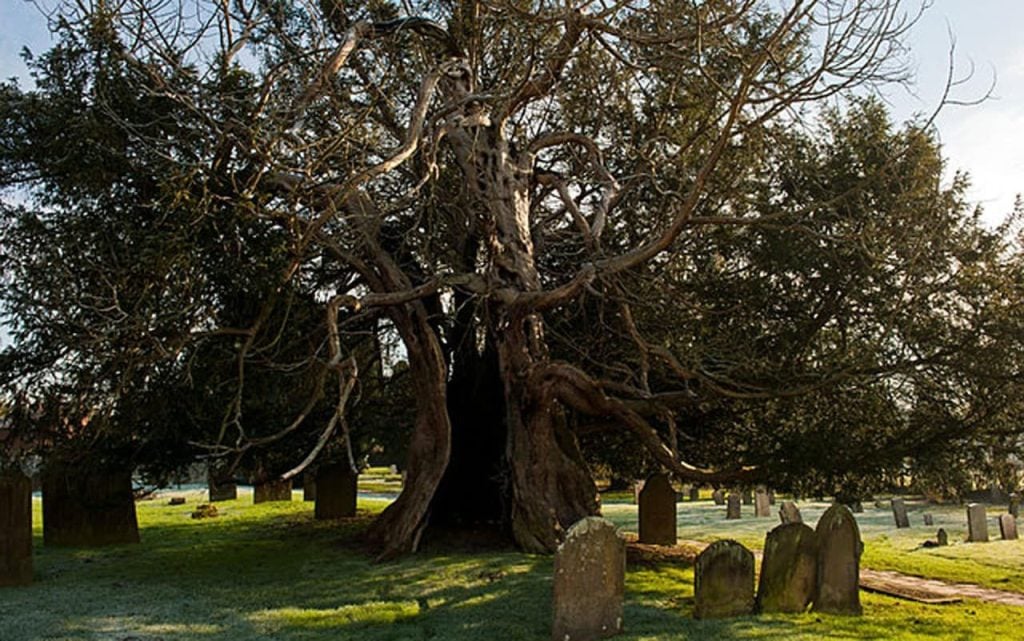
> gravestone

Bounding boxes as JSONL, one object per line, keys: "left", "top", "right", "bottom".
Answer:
{"left": 999, "top": 514, "right": 1018, "bottom": 541}
{"left": 253, "top": 479, "right": 292, "bottom": 503}
{"left": 302, "top": 472, "right": 317, "bottom": 502}
{"left": 754, "top": 488, "right": 771, "bottom": 518}
{"left": 689, "top": 486, "right": 701, "bottom": 502}
{"left": 208, "top": 473, "right": 237, "bottom": 502}
{"left": 890, "top": 498, "right": 910, "bottom": 529}
{"left": 694, "top": 540, "right": 755, "bottom": 619}
{"left": 849, "top": 501, "right": 863, "bottom": 513}
{"left": 712, "top": 489, "right": 727, "bottom": 505}
{"left": 756, "top": 523, "right": 818, "bottom": 613}
{"left": 923, "top": 513, "right": 934, "bottom": 526}
{"left": 779, "top": 501, "right": 802, "bottom": 525}
{"left": 552, "top": 517, "right": 624, "bottom": 641}
{"left": 1010, "top": 493, "right": 1020, "bottom": 518}
{"left": 0, "top": 471, "right": 33, "bottom": 586}
{"left": 813, "top": 504, "right": 862, "bottom": 615}
{"left": 168, "top": 497, "right": 186, "bottom": 506}
{"left": 937, "top": 528, "right": 949, "bottom": 546}
{"left": 42, "top": 466, "right": 140, "bottom": 546}
{"left": 639, "top": 473, "right": 677, "bottom": 545}
{"left": 768, "top": 489, "right": 776, "bottom": 505}
{"left": 726, "top": 493, "right": 742, "bottom": 520}
{"left": 742, "top": 489, "right": 753, "bottom": 506}
{"left": 315, "top": 464, "right": 358, "bottom": 519}
{"left": 966, "top": 503, "right": 989, "bottom": 542}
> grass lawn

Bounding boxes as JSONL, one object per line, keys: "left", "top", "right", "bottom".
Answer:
{"left": 4, "top": 491, "right": 1024, "bottom": 640}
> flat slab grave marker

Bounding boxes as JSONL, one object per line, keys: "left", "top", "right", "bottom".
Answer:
{"left": 757, "top": 522, "right": 818, "bottom": 613}
{"left": 779, "top": 501, "right": 803, "bottom": 525}
{"left": 754, "top": 488, "right": 771, "bottom": 518}
{"left": 967, "top": 504, "right": 989, "bottom": 543}
{"left": 890, "top": 498, "right": 910, "bottom": 529}
{"left": 813, "top": 504, "right": 862, "bottom": 615}
{"left": 999, "top": 514, "right": 1018, "bottom": 541}
{"left": 0, "top": 471, "right": 33, "bottom": 586}
{"left": 552, "top": 517, "right": 624, "bottom": 641}
{"left": 694, "top": 540, "right": 755, "bottom": 619}
{"left": 638, "top": 473, "right": 677, "bottom": 546}
{"left": 726, "top": 493, "right": 742, "bottom": 520}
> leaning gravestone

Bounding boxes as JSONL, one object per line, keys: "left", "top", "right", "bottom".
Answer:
{"left": 0, "top": 471, "right": 33, "bottom": 586}
{"left": 726, "top": 493, "right": 742, "bottom": 520}
{"left": 999, "top": 514, "right": 1018, "bottom": 541}
{"left": 694, "top": 540, "right": 755, "bottom": 619}
{"left": 890, "top": 498, "right": 910, "bottom": 529}
{"left": 779, "top": 501, "right": 802, "bottom": 525}
{"left": 813, "top": 504, "right": 862, "bottom": 615}
{"left": 552, "top": 517, "right": 624, "bottom": 641}
{"left": 1010, "top": 493, "right": 1020, "bottom": 518}
{"left": 712, "top": 489, "right": 727, "bottom": 506}
{"left": 757, "top": 523, "right": 818, "bottom": 613}
{"left": 43, "top": 466, "right": 140, "bottom": 546}
{"left": 639, "top": 473, "right": 677, "bottom": 545}
{"left": 754, "top": 488, "right": 771, "bottom": 518}
{"left": 253, "top": 479, "right": 292, "bottom": 504}
{"left": 923, "top": 513, "right": 934, "bottom": 526}
{"left": 315, "top": 463, "right": 358, "bottom": 519}
{"left": 937, "top": 528, "right": 949, "bottom": 546}
{"left": 966, "top": 503, "right": 989, "bottom": 542}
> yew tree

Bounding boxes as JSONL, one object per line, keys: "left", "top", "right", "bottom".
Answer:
{"left": 7, "top": 0, "right": 1018, "bottom": 559}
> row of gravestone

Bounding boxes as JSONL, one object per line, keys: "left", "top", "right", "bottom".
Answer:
{"left": 552, "top": 504, "right": 863, "bottom": 640}
{"left": 889, "top": 498, "right": 1019, "bottom": 542}
{"left": 0, "top": 464, "right": 359, "bottom": 587}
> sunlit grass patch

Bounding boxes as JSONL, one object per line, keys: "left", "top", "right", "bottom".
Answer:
{"left": 250, "top": 601, "right": 422, "bottom": 629}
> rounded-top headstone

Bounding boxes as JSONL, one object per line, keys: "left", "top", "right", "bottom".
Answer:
{"left": 813, "top": 504, "right": 862, "bottom": 615}
{"left": 694, "top": 539, "right": 755, "bottom": 619}
{"left": 757, "top": 522, "right": 818, "bottom": 613}
{"left": 638, "top": 473, "right": 677, "bottom": 546}
{"left": 552, "top": 517, "right": 624, "bottom": 641}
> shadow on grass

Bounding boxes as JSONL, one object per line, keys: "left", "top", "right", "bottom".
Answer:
{"left": 5, "top": 499, "right": 1024, "bottom": 641}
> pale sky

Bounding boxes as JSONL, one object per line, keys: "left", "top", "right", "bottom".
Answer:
{"left": 1, "top": 0, "right": 1022, "bottom": 348}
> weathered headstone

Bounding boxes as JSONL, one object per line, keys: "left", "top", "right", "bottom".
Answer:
{"left": 253, "top": 479, "right": 292, "bottom": 504}
{"left": 966, "top": 503, "right": 989, "bottom": 543}
{"left": 315, "top": 463, "right": 358, "bottom": 519}
{"left": 712, "top": 489, "right": 727, "bottom": 505}
{"left": 689, "top": 486, "right": 701, "bottom": 502}
{"left": 779, "top": 501, "right": 802, "bottom": 524}
{"left": 741, "top": 489, "right": 753, "bottom": 506}
{"left": 0, "top": 471, "right": 33, "bottom": 586}
{"left": 999, "top": 514, "right": 1018, "bottom": 541}
{"left": 768, "top": 489, "right": 776, "bottom": 505}
{"left": 302, "top": 472, "right": 317, "bottom": 502}
{"left": 552, "top": 517, "right": 624, "bottom": 641}
{"left": 754, "top": 488, "right": 771, "bottom": 518}
{"left": 208, "top": 473, "right": 237, "bottom": 502}
{"left": 890, "top": 498, "right": 910, "bottom": 529}
{"left": 937, "top": 528, "right": 948, "bottom": 546}
{"left": 726, "top": 493, "right": 742, "bottom": 520}
{"left": 756, "top": 523, "right": 818, "bottom": 613}
{"left": 922, "top": 513, "right": 934, "bottom": 526}
{"left": 813, "top": 504, "right": 862, "bottom": 615}
{"left": 694, "top": 540, "right": 755, "bottom": 619}
{"left": 639, "top": 473, "right": 677, "bottom": 545}
{"left": 42, "top": 466, "right": 140, "bottom": 546}
{"left": 1010, "top": 493, "right": 1020, "bottom": 518}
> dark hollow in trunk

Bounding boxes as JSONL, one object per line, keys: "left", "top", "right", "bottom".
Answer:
{"left": 315, "top": 464, "right": 357, "bottom": 519}
{"left": 426, "top": 346, "right": 511, "bottom": 545}
{"left": 253, "top": 479, "right": 292, "bottom": 503}
{"left": 0, "top": 471, "right": 33, "bottom": 586}
{"left": 42, "top": 466, "right": 139, "bottom": 547}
